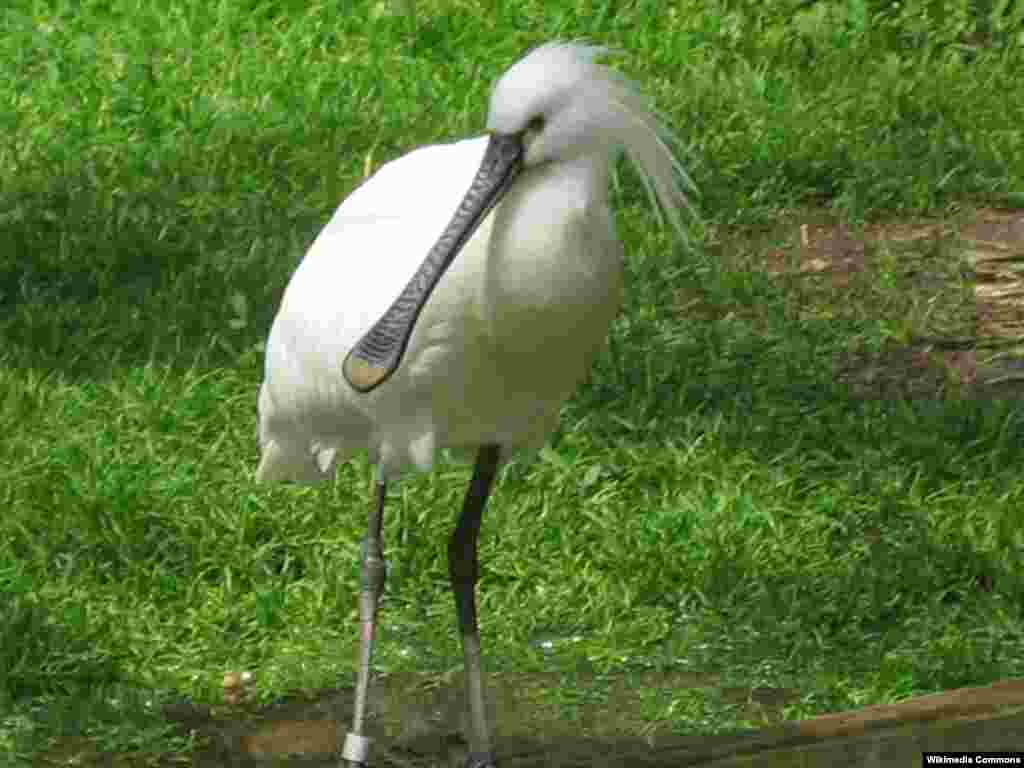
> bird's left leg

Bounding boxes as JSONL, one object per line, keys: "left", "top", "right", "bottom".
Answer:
{"left": 448, "top": 444, "right": 501, "bottom": 768}
{"left": 342, "top": 474, "right": 387, "bottom": 767}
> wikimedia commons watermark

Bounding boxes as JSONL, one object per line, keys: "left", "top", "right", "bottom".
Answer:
{"left": 924, "top": 754, "right": 1024, "bottom": 766}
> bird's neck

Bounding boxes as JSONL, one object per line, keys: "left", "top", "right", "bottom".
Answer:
{"left": 557, "top": 151, "right": 613, "bottom": 203}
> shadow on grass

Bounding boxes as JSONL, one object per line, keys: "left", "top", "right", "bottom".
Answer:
{"left": 0, "top": 157, "right": 318, "bottom": 379}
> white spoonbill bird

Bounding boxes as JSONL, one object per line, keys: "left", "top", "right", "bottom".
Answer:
{"left": 256, "top": 42, "right": 693, "bottom": 768}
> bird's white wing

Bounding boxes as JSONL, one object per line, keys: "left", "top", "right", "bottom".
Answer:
{"left": 322, "top": 136, "right": 488, "bottom": 238}
{"left": 257, "top": 137, "right": 489, "bottom": 482}
{"left": 270, "top": 136, "right": 488, "bottom": 372}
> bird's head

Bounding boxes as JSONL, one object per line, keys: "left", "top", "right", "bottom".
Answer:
{"left": 486, "top": 43, "right": 693, "bottom": 232}
{"left": 487, "top": 43, "right": 622, "bottom": 167}
{"left": 342, "top": 42, "right": 694, "bottom": 394}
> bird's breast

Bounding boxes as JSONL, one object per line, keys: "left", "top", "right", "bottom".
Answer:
{"left": 433, "top": 177, "right": 622, "bottom": 448}
{"left": 481, "top": 169, "right": 623, "bottom": 354}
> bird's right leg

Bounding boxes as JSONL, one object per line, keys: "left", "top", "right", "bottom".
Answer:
{"left": 449, "top": 444, "right": 501, "bottom": 768}
{"left": 342, "top": 474, "right": 387, "bottom": 767}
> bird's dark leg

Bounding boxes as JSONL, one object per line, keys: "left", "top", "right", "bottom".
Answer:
{"left": 449, "top": 444, "right": 501, "bottom": 768}
{"left": 342, "top": 475, "right": 387, "bottom": 767}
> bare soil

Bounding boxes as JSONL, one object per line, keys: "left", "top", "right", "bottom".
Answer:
{"left": 775, "top": 207, "right": 1023, "bottom": 398}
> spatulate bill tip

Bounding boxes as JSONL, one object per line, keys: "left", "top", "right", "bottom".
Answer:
{"left": 343, "top": 353, "right": 390, "bottom": 393}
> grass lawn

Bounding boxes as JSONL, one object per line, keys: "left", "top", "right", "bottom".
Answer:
{"left": 3, "top": 0, "right": 1024, "bottom": 762}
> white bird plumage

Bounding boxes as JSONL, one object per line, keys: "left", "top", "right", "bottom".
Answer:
{"left": 257, "top": 42, "right": 691, "bottom": 486}
{"left": 255, "top": 42, "right": 692, "bottom": 767}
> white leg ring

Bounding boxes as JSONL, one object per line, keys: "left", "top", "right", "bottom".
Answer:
{"left": 342, "top": 732, "right": 372, "bottom": 765}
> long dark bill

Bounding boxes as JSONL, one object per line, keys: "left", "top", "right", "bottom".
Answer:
{"left": 343, "top": 132, "right": 525, "bottom": 393}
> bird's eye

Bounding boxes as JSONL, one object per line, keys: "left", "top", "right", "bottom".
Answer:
{"left": 525, "top": 115, "right": 545, "bottom": 135}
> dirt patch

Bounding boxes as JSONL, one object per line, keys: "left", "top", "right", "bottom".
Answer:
{"left": 169, "top": 669, "right": 746, "bottom": 764}
{"left": 29, "top": 668, "right": 795, "bottom": 767}
{"left": 833, "top": 344, "right": 974, "bottom": 399}
{"left": 736, "top": 207, "right": 1024, "bottom": 398}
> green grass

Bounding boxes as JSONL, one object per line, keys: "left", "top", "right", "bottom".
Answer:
{"left": 3, "top": 0, "right": 1024, "bottom": 761}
